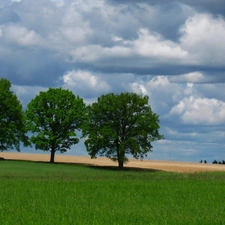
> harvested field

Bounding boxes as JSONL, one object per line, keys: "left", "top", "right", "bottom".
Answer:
{"left": 1, "top": 152, "right": 225, "bottom": 173}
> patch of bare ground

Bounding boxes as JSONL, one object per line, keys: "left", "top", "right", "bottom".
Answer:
{"left": 1, "top": 152, "right": 225, "bottom": 173}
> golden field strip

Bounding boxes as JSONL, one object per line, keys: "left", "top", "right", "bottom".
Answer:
{"left": 1, "top": 152, "right": 225, "bottom": 173}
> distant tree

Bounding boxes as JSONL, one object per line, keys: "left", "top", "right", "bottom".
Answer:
{"left": 83, "top": 92, "right": 164, "bottom": 169}
{"left": 26, "top": 88, "right": 87, "bottom": 163}
{"left": 0, "top": 78, "right": 29, "bottom": 152}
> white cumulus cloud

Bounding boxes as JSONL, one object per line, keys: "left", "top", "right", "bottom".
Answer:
{"left": 134, "top": 28, "right": 188, "bottom": 59}
{"left": 62, "top": 70, "right": 111, "bottom": 98}
{"left": 2, "top": 24, "right": 42, "bottom": 46}
{"left": 170, "top": 96, "right": 225, "bottom": 125}
{"left": 180, "top": 13, "right": 225, "bottom": 65}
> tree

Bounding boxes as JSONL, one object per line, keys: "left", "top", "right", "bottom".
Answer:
{"left": 0, "top": 78, "right": 29, "bottom": 152}
{"left": 84, "top": 92, "right": 164, "bottom": 169}
{"left": 26, "top": 88, "right": 87, "bottom": 163}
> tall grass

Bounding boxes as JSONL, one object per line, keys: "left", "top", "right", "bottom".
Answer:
{"left": 0, "top": 160, "right": 225, "bottom": 224}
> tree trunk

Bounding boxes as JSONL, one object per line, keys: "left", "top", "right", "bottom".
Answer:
{"left": 117, "top": 143, "right": 125, "bottom": 169}
{"left": 50, "top": 149, "right": 55, "bottom": 163}
{"left": 118, "top": 160, "right": 124, "bottom": 169}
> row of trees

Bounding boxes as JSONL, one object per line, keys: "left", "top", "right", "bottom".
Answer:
{"left": 0, "top": 78, "right": 163, "bottom": 169}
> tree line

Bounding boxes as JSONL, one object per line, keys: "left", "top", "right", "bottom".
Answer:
{"left": 0, "top": 78, "right": 163, "bottom": 169}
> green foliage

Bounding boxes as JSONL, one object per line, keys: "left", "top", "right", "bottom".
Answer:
{"left": 26, "top": 88, "right": 87, "bottom": 162}
{"left": 84, "top": 92, "right": 164, "bottom": 168}
{"left": 1, "top": 161, "right": 225, "bottom": 225}
{"left": 0, "top": 78, "right": 29, "bottom": 151}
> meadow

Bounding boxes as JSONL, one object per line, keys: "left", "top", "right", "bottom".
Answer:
{"left": 0, "top": 160, "right": 225, "bottom": 225}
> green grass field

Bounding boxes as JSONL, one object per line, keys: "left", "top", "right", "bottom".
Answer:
{"left": 0, "top": 160, "right": 225, "bottom": 225}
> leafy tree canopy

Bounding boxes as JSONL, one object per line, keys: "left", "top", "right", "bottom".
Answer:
{"left": 0, "top": 78, "right": 29, "bottom": 151}
{"left": 84, "top": 92, "right": 164, "bottom": 169}
{"left": 26, "top": 88, "right": 87, "bottom": 162}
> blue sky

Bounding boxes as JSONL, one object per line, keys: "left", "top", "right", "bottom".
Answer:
{"left": 1, "top": 0, "right": 225, "bottom": 162}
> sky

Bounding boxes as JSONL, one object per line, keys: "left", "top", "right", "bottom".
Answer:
{"left": 1, "top": 0, "right": 225, "bottom": 162}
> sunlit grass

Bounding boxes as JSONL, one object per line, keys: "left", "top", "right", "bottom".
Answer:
{"left": 0, "top": 160, "right": 225, "bottom": 224}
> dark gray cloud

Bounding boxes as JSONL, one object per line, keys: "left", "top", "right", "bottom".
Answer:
{"left": 0, "top": 48, "right": 70, "bottom": 86}
{"left": 182, "top": 0, "right": 225, "bottom": 16}
{"left": 79, "top": 62, "right": 225, "bottom": 80}
{"left": 0, "top": 8, "right": 21, "bottom": 23}
{"left": 108, "top": 0, "right": 225, "bottom": 16}
{"left": 105, "top": 1, "right": 195, "bottom": 41}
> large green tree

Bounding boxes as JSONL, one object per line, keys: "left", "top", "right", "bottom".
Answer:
{"left": 26, "top": 88, "right": 87, "bottom": 163}
{"left": 0, "top": 78, "right": 29, "bottom": 152}
{"left": 84, "top": 92, "right": 164, "bottom": 169}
